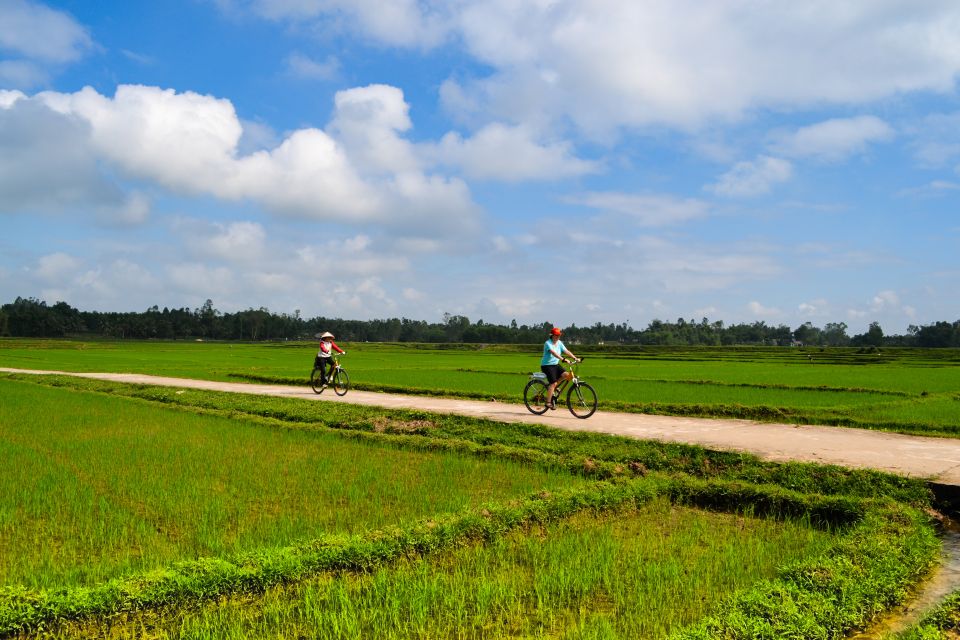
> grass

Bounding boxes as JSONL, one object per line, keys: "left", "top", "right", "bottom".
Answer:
{"left": 0, "top": 348, "right": 948, "bottom": 639}
{"left": 3, "top": 372, "right": 931, "bottom": 505}
{"left": 2, "top": 338, "right": 959, "bottom": 436}
{"left": 0, "top": 378, "right": 587, "bottom": 590}
{"left": 894, "top": 590, "right": 960, "bottom": 638}
{"left": 55, "top": 499, "right": 837, "bottom": 640}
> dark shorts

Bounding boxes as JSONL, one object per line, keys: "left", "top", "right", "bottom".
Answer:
{"left": 541, "top": 364, "right": 564, "bottom": 384}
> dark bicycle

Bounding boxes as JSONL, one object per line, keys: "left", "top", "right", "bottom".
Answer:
{"left": 523, "top": 357, "right": 597, "bottom": 419}
{"left": 311, "top": 354, "right": 349, "bottom": 396}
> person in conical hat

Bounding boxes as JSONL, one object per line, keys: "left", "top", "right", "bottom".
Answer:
{"left": 315, "top": 331, "right": 345, "bottom": 386}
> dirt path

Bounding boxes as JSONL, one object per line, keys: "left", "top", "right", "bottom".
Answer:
{"left": 5, "top": 367, "right": 960, "bottom": 487}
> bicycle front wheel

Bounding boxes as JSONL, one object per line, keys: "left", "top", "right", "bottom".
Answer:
{"left": 333, "top": 368, "right": 350, "bottom": 396}
{"left": 567, "top": 382, "right": 597, "bottom": 419}
{"left": 310, "top": 367, "right": 325, "bottom": 394}
{"left": 523, "top": 379, "right": 549, "bottom": 415}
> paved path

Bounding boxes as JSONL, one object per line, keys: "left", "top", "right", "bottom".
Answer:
{"left": 4, "top": 367, "right": 960, "bottom": 487}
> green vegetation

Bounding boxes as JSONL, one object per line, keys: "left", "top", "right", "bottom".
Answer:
{"left": 3, "top": 338, "right": 960, "bottom": 436}
{"left": 0, "top": 352, "right": 950, "bottom": 638}
{"left": 50, "top": 501, "right": 838, "bottom": 639}
{"left": 896, "top": 590, "right": 960, "bottom": 638}
{"left": 0, "top": 379, "right": 587, "bottom": 590}
{"left": 5, "top": 296, "right": 960, "bottom": 347}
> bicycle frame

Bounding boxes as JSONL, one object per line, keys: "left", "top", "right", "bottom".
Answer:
{"left": 552, "top": 360, "right": 581, "bottom": 395}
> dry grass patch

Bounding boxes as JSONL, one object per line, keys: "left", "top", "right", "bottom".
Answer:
{"left": 370, "top": 416, "right": 437, "bottom": 433}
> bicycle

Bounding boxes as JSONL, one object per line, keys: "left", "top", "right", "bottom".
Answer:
{"left": 311, "top": 354, "right": 350, "bottom": 396}
{"left": 523, "top": 357, "right": 598, "bottom": 419}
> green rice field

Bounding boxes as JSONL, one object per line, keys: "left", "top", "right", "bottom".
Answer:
{"left": 54, "top": 501, "right": 836, "bottom": 640}
{"left": 0, "top": 379, "right": 588, "bottom": 590}
{"left": 2, "top": 338, "right": 959, "bottom": 436}
{"left": 0, "top": 341, "right": 951, "bottom": 638}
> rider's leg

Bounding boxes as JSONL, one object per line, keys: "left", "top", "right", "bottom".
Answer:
{"left": 320, "top": 358, "right": 330, "bottom": 385}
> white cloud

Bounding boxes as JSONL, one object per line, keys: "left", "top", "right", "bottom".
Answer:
{"left": 0, "top": 60, "right": 47, "bottom": 87}
{"left": 328, "top": 84, "right": 416, "bottom": 175}
{"left": 897, "top": 180, "right": 960, "bottom": 198}
{"left": 426, "top": 122, "right": 598, "bottom": 182}
{"left": 0, "top": 89, "right": 26, "bottom": 108}
{"left": 6, "top": 84, "right": 480, "bottom": 232}
{"left": 871, "top": 290, "right": 900, "bottom": 311}
{"left": 402, "top": 287, "right": 425, "bottom": 301}
{"left": 0, "top": 0, "right": 93, "bottom": 63}
{"left": 909, "top": 111, "right": 960, "bottom": 167}
{"left": 444, "top": 1, "right": 960, "bottom": 136}
{"left": 747, "top": 301, "right": 782, "bottom": 318}
{"left": 709, "top": 156, "right": 793, "bottom": 197}
{"left": 235, "top": 0, "right": 452, "bottom": 48}
{"left": 215, "top": 2, "right": 960, "bottom": 137}
{"left": 772, "top": 115, "right": 894, "bottom": 161}
{"left": 205, "top": 221, "right": 267, "bottom": 262}
{"left": 567, "top": 191, "right": 710, "bottom": 227}
{"left": 284, "top": 52, "right": 340, "bottom": 80}
{"left": 0, "top": 94, "right": 131, "bottom": 215}
{"left": 34, "top": 252, "right": 80, "bottom": 281}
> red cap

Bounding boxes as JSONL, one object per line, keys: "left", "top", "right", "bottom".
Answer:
{"left": 550, "top": 327, "right": 562, "bottom": 336}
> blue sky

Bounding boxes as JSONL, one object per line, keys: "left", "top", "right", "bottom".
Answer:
{"left": 1, "top": 0, "right": 959, "bottom": 334}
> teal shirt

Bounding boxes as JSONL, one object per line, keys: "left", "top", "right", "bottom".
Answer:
{"left": 541, "top": 339, "right": 565, "bottom": 366}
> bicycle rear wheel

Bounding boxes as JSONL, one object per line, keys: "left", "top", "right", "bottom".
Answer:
{"left": 310, "top": 367, "right": 325, "bottom": 394}
{"left": 567, "top": 382, "right": 597, "bottom": 419}
{"left": 523, "top": 379, "right": 549, "bottom": 415}
{"left": 333, "top": 368, "right": 350, "bottom": 396}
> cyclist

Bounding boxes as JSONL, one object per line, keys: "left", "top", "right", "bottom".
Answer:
{"left": 541, "top": 327, "right": 579, "bottom": 409}
{"left": 315, "top": 331, "right": 345, "bottom": 387}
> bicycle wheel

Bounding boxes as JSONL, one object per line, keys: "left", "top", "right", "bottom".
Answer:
{"left": 567, "top": 382, "right": 597, "bottom": 419}
{"left": 523, "top": 379, "right": 549, "bottom": 415}
{"left": 310, "top": 367, "right": 325, "bottom": 394}
{"left": 333, "top": 368, "right": 350, "bottom": 396}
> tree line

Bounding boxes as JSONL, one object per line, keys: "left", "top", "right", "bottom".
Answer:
{"left": 2, "top": 296, "right": 959, "bottom": 347}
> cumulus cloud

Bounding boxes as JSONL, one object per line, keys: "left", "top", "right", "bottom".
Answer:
{"left": 708, "top": 156, "right": 793, "bottom": 197}
{"left": 772, "top": 115, "right": 895, "bottom": 161}
{"left": 4, "top": 83, "right": 481, "bottom": 231}
{"left": 567, "top": 191, "right": 710, "bottom": 227}
{"left": 433, "top": 1, "right": 960, "bottom": 136}
{"left": 0, "top": 94, "right": 131, "bottom": 216}
{"left": 425, "top": 123, "right": 599, "bottom": 181}
{"left": 215, "top": 2, "right": 960, "bottom": 143}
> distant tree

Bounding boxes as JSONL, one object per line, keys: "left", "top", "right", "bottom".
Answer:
{"left": 821, "top": 322, "right": 850, "bottom": 347}
{"left": 792, "top": 322, "right": 821, "bottom": 345}
{"left": 914, "top": 320, "right": 959, "bottom": 347}
{"left": 852, "top": 321, "right": 884, "bottom": 347}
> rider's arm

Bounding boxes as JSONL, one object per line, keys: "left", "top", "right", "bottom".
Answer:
{"left": 549, "top": 347, "right": 564, "bottom": 361}
{"left": 562, "top": 347, "right": 579, "bottom": 362}
{"left": 332, "top": 341, "right": 345, "bottom": 354}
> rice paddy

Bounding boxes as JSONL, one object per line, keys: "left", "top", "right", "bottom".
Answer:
{"left": 2, "top": 338, "right": 958, "bottom": 436}
{"left": 0, "top": 339, "right": 952, "bottom": 638}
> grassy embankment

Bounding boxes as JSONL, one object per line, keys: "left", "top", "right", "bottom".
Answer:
{"left": 0, "top": 372, "right": 944, "bottom": 638}
{"left": 2, "top": 338, "right": 959, "bottom": 436}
